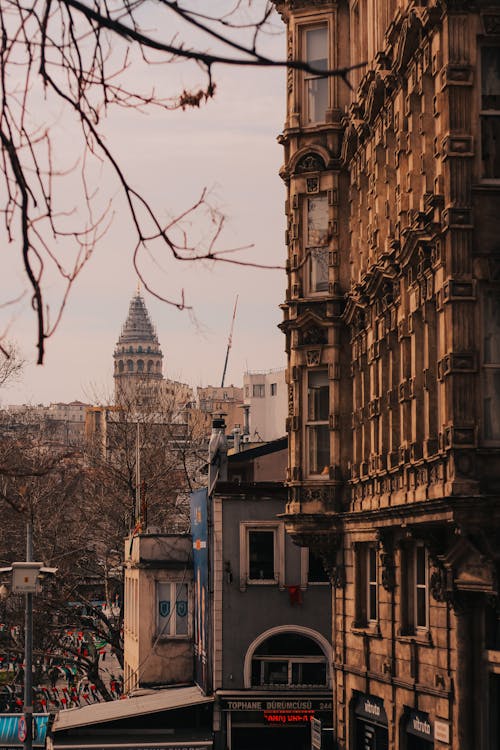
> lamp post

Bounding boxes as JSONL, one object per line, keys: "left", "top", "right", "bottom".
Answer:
{"left": 0, "top": 522, "right": 57, "bottom": 750}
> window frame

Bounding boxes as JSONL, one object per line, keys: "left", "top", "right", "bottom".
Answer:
{"left": 239, "top": 521, "right": 285, "bottom": 591}
{"left": 301, "top": 547, "right": 331, "bottom": 587}
{"left": 304, "top": 193, "right": 330, "bottom": 297}
{"left": 300, "top": 22, "right": 330, "bottom": 126}
{"left": 400, "top": 543, "right": 430, "bottom": 636}
{"left": 482, "top": 287, "right": 500, "bottom": 444}
{"left": 156, "top": 580, "right": 191, "bottom": 639}
{"left": 305, "top": 369, "right": 330, "bottom": 478}
{"left": 251, "top": 655, "right": 329, "bottom": 688}
{"left": 479, "top": 46, "right": 500, "bottom": 182}
{"left": 353, "top": 543, "right": 379, "bottom": 629}
{"left": 252, "top": 383, "right": 265, "bottom": 398}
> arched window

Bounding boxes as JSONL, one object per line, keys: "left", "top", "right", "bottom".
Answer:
{"left": 156, "top": 361, "right": 161, "bottom": 372}
{"left": 137, "top": 359, "right": 144, "bottom": 372}
{"left": 147, "top": 360, "right": 153, "bottom": 373}
{"left": 127, "top": 360, "right": 134, "bottom": 372}
{"left": 138, "top": 345, "right": 143, "bottom": 353}
{"left": 249, "top": 632, "right": 328, "bottom": 688}
{"left": 118, "top": 360, "right": 124, "bottom": 373}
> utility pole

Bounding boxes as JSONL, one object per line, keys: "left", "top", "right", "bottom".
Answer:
{"left": 24, "top": 520, "right": 33, "bottom": 750}
{"left": 0, "top": 528, "right": 56, "bottom": 750}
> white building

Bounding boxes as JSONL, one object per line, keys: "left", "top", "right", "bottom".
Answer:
{"left": 243, "top": 368, "right": 287, "bottom": 442}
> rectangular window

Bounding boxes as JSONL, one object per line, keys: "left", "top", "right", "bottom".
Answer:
{"left": 354, "top": 544, "right": 378, "bottom": 627}
{"left": 270, "top": 382, "right": 277, "bottom": 396}
{"left": 252, "top": 383, "right": 265, "bottom": 398}
{"left": 401, "top": 544, "right": 429, "bottom": 633}
{"left": 481, "top": 47, "right": 500, "bottom": 179}
{"left": 306, "top": 195, "right": 329, "bottom": 294}
{"left": 306, "top": 370, "right": 330, "bottom": 476}
{"left": 303, "top": 26, "right": 328, "bottom": 124}
{"left": 248, "top": 530, "right": 275, "bottom": 580}
{"left": 483, "top": 290, "right": 500, "bottom": 440}
{"left": 308, "top": 548, "right": 330, "bottom": 584}
{"left": 157, "top": 582, "right": 189, "bottom": 637}
{"left": 308, "top": 370, "right": 329, "bottom": 420}
{"left": 415, "top": 545, "right": 428, "bottom": 629}
{"left": 367, "top": 546, "right": 378, "bottom": 622}
{"left": 240, "top": 522, "right": 284, "bottom": 590}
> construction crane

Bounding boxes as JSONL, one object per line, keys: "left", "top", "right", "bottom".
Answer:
{"left": 221, "top": 295, "right": 239, "bottom": 388}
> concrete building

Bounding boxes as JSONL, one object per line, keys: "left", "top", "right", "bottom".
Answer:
{"left": 273, "top": 2, "right": 500, "bottom": 749}
{"left": 197, "top": 385, "right": 244, "bottom": 435}
{"left": 1, "top": 400, "right": 90, "bottom": 446}
{"left": 243, "top": 369, "right": 288, "bottom": 442}
{"left": 123, "top": 533, "right": 194, "bottom": 692}
{"left": 210, "top": 440, "right": 333, "bottom": 750}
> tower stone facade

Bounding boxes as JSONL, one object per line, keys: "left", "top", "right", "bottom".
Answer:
{"left": 113, "top": 291, "right": 163, "bottom": 405}
{"left": 273, "top": 2, "right": 500, "bottom": 749}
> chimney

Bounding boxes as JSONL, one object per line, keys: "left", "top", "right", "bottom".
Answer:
{"left": 242, "top": 404, "right": 250, "bottom": 436}
{"left": 208, "top": 415, "right": 227, "bottom": 495}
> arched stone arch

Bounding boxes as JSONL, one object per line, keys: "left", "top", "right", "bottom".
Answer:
{"left": 127, "top": 360, "right": 134, "bottom": 372}
{"left": 137, "top": 359, "right": 144, "bottom": 373}
{"left": 118, "top": 360, "right": 124, "bottom": 374}
{"left": 155, "top": 361, "right": 161, "bottom": 372}
{"left": 138, "top": 345, "right": 143, "bottom": 353}
{"left": 147, "top": 360, "right": 153, "bottom": 372}
{"left": 288, "top": 146, "right": 330, "bottom": 176}
{"left": 243, "top": 625, "right": 333, "bottom": 688}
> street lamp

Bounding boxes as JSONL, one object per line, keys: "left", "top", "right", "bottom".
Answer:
{"left": 0, "top": 523, "right": 57, "bottom": 750}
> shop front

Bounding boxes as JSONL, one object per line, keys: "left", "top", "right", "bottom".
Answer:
{"left": 403, "top": 709, "right": 434, "bottom": 750}
{"left": 217, "top": 692, "right": 333, "bottom": 750}
{"left": 351, "top": 693, "right": 388, "bottom": 750}
{"left": 48, "top": 686, "right": 213, "bottom": 750}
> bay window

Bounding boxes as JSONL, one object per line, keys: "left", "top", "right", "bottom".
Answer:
{"left": 303, "top": 26, "right": 329, "bottom": 124}
{"left": 306, "top": 370, "right": 330, "bottom": 476}
{"left": 306, "top": 194, "right": 329, "bottom": 294}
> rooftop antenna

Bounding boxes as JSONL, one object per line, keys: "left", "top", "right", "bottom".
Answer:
{"left": 221, "top": 295, "right": 238, "bottom": 388}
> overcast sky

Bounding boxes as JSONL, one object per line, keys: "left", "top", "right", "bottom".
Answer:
{"left": 1, "top": 2, "right": 287, "bottom": 406}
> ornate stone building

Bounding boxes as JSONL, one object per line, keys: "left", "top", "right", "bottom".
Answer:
{"left": 273, "top": 1, "right": 500, "bottom": 749}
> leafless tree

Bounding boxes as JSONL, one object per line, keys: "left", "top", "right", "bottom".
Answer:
{"left": 0, "top": 0, "right": 358, "bottom": 363}
{"left": 0, "top": 342, "right": 24, "bottom": 387}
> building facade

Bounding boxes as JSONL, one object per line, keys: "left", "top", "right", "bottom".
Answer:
{"left": 123, "top": 533, "right": 194, "bottom": 692}
{"left": 273, "top": 1, "right": 500, "bottom": 749}
{"left": 243, "top": 369, "right": 288, "bottom": 441}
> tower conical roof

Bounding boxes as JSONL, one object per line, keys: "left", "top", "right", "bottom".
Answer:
{"left": 117, "top": 292, "right": 159, "bottom": 345}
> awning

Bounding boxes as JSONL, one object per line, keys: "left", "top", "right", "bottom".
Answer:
{"left": 49, "top": 739, "right": 212, "bottom": 750}
{"left": 52, "top": 686, "right": 213, "bottom": 732}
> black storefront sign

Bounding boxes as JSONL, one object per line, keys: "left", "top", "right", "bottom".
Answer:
{"left": 354, "top": 694, "right": 388, "bottom": 726}
{"left": 353, "top": 693, "right": 388, "bottom": 750}
{"left": 406, "top": 709, "right": 433, "bottom": 741}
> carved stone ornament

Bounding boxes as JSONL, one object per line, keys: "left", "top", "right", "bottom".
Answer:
{"left": 483, "top": 15, "right": 500, "bottom": 34}
{"left": 301, "top": 326, "right": 327, "bottom": 346}
{"left": 296, "top": 153, "right": 326, "bottom": 174}
{"left": 304, "top": 532, "right": 345, "bottom": 588}
{"left": 306, "top": 349, "right": 321, "bottom": 366}
{"left": 288, "top": 384, "right": 294, "bottom": 417}
{"left": 377, "top": 529, "right": 396, "bottom": 592}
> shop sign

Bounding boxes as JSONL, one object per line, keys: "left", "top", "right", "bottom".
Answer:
{"left": 264, "top": 710, "right": 314, "bottom": 725}
{"left": 407, "top": 709, "right": 433, "bottom": 740}
{"left": 222, "top": 698, "right": 332, "bottom": 712}
{"left": 353, "top": 694, "right": 388, "bottom": 725}
{"left": 311, "top": 717, "right": 322, "bottom": 750}
{"left": 434, "top": 720, "right": 450, "bottom": 744}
